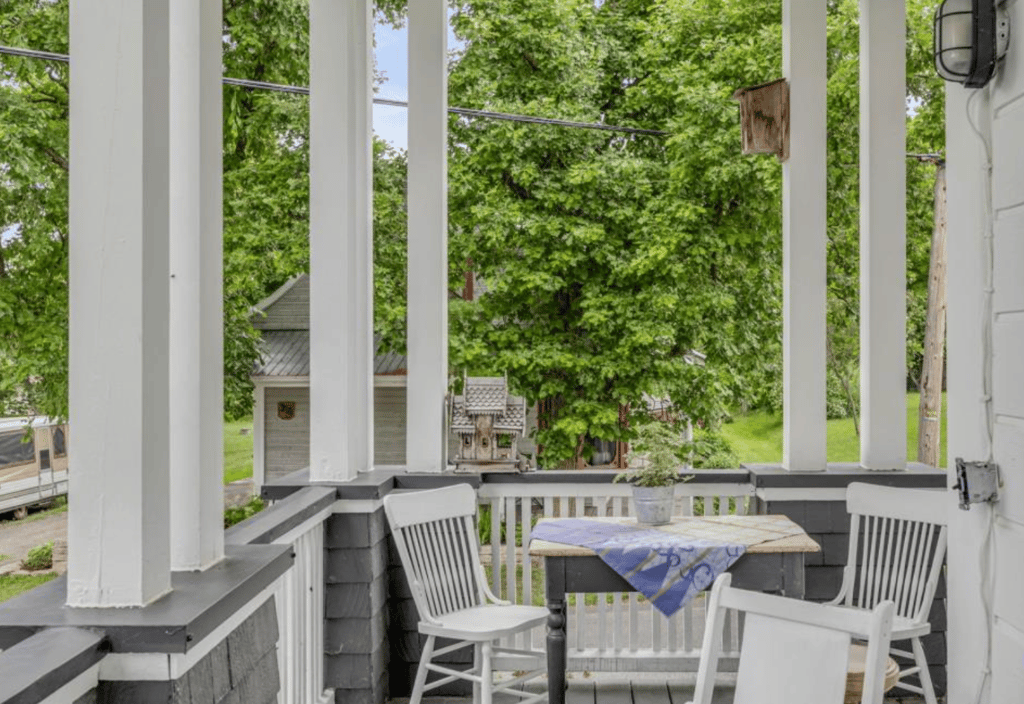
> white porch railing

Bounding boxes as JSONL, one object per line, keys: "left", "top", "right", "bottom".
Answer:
{"left": 477, "top": 480, "right": 754, "bottom": 673}
{"left": 271, "top": 503, "right": 336, "bottom": 704}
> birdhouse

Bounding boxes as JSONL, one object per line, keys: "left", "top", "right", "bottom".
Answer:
{"left": 732, "top": 78, "right": 789, "bottom": 162}
{"left": 450, "top": 376, "right": 527, "bottom": 471}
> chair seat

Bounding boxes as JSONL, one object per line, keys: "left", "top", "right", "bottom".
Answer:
{"left": 420, "top": 604, "right": 549, "bottom": 640}
{"left": 889, "top": 615, "right": 929, "bottom": 640}
{"left": 835, "top": 607, "right": 931, "bottom": 640}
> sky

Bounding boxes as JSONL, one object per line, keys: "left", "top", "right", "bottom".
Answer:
{"left": 372, "top": 18, "right": 461, "bottom": 151}
{"left": 373, "top": 22, "right": 410, "bottom": 151}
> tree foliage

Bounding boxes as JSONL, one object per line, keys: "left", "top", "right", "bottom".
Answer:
{"left": 0, "top": 0, "right": 947, "bottom": 464}
{"left": 821, "top": 0, "right": 945, "bottom": 423}
{"left": 0, "top": 0, "right": 408, "bottom": 420}
{"left": 448, "top": 0, "right": 783, "bottom": 465}
{"left": 0, "top": 0, "right": 70, "bottom": 417}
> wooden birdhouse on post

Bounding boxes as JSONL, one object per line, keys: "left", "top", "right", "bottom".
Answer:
{"left": 733, "top": 78, "right": 790, "bottom": 162}
{"left": 450, "top": 376, "right": 527, "bottom": 472}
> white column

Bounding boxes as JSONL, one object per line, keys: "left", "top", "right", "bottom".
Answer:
{"left": 252, "top": 384, "right": 266, "bottom": 495}
{"left": 944, "top": 84, "right": 991, "bottom": 704}
{"left": 859, "top": 0, "right": 907, "bottom": 469}
{"left": 169, "top": 0, "right": 224, "bottom": 571}
{"left": 781, "top": 0, "right": 827, "bottom": 472}
{"left": 309, "top": 0, "right": 374, "bottom": 482}
{"left": 68, "top": 0, "right": 171, "bottom": 606}
{"left": 406, "top": 0, "right": 449, "bottom": 473}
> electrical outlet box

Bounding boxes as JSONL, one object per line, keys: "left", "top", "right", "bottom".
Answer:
{"left": 954, "top": 458, "right": 999, "bottom": 511}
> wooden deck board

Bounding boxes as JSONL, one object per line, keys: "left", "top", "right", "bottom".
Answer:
{"left": 594, "top": 681, "right": 632, "bottom": 704}
{"left": 666, "top": 681, "right": 734, "bottom": 704}
{"left": 631, "top": 680, "right": 673, "bottom": 704}
{"left": 392, "top": 681, "right": 925, "bottom": 704}
{"left": 565, "top": 681, "right": 596, "bottom": 704}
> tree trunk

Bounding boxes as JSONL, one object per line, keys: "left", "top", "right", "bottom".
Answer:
{"left": 917, "top": 165, "right": 947, "bottom": 467}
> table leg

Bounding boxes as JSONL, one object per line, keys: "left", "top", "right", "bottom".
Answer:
{"left": 782, "top": 553, "right": 806, "bottom": 599}
{"left": 546, "top": 595, "right": 567, "bottom": 704}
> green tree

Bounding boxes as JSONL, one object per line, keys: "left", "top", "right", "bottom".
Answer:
{"left": 823, "top": 0, "right": 945, "bottom": 423}
{"left": 0, "top": 0, "right": 71, "bottom": 417}
{"left": 447, "top": 0, "right": 784, "bottom": 465}
{"left": 1, "top": 0, "right": 410, "bottom": 419}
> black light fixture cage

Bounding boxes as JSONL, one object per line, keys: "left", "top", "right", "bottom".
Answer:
{"left": 934, "top": 0, "right": 1010, "bottom": 88}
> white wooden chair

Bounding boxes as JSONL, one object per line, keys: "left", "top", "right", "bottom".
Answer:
{"left": 383, "top": 484, "right": 548, "bottom": 704}
{"left": 690, "top": 573, "right": 896, "bottom": 704}
{"left": 828, "top": 482, "right": 948, "bottom": 704}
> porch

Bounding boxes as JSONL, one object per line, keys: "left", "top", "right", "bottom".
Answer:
{"left": 0, "top": 466, "right": 945, "bottom": 702}
{"left": 0, "top": 0, "right": 1014, "bottom": 702}
{"left": 396, "top": 676, "right": 928, "bottom": 704}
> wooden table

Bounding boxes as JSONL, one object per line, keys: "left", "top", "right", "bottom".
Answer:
{"left": 529, "top": 515, "right": 820, "bottom": 704}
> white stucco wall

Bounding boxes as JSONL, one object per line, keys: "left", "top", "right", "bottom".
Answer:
{"left": 947, "top": 3, "right": 1024, "bottom": 700}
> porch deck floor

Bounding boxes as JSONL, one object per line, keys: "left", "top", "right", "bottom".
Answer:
{"left": 389, "top": 674, "right": 935, "bottom": 704}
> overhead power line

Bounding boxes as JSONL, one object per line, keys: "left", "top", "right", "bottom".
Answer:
{"left": 1, "top": 44, "right": 669, "bottom": 137}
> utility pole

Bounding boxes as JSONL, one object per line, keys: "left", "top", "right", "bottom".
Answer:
{"left": 917, "top": 162, "right": 947, "bottom": 467}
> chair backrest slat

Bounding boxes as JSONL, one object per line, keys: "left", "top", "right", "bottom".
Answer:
{"left": 411, "top": 522, "right": 446, "bottom": 615}
{"left": 450, "top": 515, "right": 481, "bottom": 610}
{"left": 427, "top": 520, "right": 456, "bottom": 615}
{"left": 890, "top": 517, "right": 912, "bottom": 613}
{"left": 385, "top": 485, "right": 486, "bottom": 622}
{"left": 441, "top": 517, "right": 468, "bottom": 611}
{"left": 844, "top": 483, "right": 948, "bottom": 623}
{"left": 909, "top": 523, "right": 939, "bottom": 619}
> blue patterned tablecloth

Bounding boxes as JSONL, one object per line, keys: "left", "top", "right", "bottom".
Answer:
{"left": 530, "top": 519, "right": 746, "bottom": 617}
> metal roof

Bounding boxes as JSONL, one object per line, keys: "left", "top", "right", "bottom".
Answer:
{"left": 252, "top": 331, "right": 406, "bottom": 378}
{"left": 450, "top": 394, "right": 526, "bottom": 434}
{"left": 252, "top": 330, "right": 310, "bottom": 377}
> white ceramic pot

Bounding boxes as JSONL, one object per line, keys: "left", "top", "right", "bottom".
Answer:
{"left": 633, "top": 484, "right": 675, "bottom": 526}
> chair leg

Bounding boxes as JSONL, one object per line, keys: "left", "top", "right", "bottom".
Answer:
{"left": 911, "top": 637, "right": 939, "bottom": 704}
{"left": 481, "top": 641, "right": 494, "bottom": 704}
{"left": 410, "top": 635, "right": 436, "bottom": 704}
{"left": 473, "top": 642, "right": 483, "bottom": 704}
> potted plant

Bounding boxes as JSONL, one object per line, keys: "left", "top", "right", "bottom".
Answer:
{"left": 614, "top": 421, "right": 693, "bottom": 526}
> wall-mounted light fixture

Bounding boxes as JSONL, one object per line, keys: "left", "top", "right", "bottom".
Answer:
{"left": 934, "top": 0, "right": 1010, "bottom": 88}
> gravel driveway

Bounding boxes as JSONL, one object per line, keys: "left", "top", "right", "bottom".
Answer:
{"left": 0, "top": 479, "right": 255, "bottom": 573}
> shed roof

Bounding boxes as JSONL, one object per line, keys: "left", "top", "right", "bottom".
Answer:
{"left": 252, "top": 274, "right": 310, "bottom": 331}
{"left": 252, "top": 330, "right": 407, "bottom": 378}
{"left": 250, "top": 274, "right": 407, "bottom": 378}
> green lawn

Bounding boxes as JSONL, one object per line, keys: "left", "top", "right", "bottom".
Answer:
{"left": 224, "top": 419, "right": 254, "bottom": 484}
{"left": 721, "top": 392, "right": 947, "bottom": 468}
{"left": 0, "top": 497, "right": 68, "bottom": 525}
{"left": 0, "top": 573, "right": 57, "bottom": 604}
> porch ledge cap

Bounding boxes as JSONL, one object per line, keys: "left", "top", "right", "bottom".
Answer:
{"left": 744, "top": 462, "right": 946, "bottom": 488}
{"left": 0, "top": 627, "right": 105, "bottom": 704}
{"left": 227, "top": 484, "right": 337, "bottom": 545}
{"left": 480, "top": 468, "right": 749, "bottom": 484}
{"left": 263, "top": 467, "right": 485, "bottom": 501}
{"left": 0, "top": 543, "right": 291, "bottom": 653}
{"left": 263, "top": 467, "right": 403, "bottom": 501}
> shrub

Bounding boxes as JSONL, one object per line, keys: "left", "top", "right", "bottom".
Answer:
{"left": 22, "top": 542, "right": 53, "bottom": 571}
{"left": 224, "top": 497, "right": 265, "bottom": 528}
{"left": 690, "top": 431, "right": 740, "bottom": 469}
{"left": 478, "top": 504, "right": 537, "bottom": 546}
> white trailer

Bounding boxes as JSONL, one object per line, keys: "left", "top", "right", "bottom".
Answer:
{"left": 0, "top": 417, "right": 69, "bottom": 518}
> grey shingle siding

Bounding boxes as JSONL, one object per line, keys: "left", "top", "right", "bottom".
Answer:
{"left": 253, "top": 275, "right": 310, "bottom": 331}
{"left": 324, "top": 508, "right": 390, "bottom": 704}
